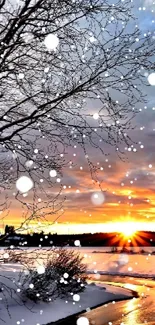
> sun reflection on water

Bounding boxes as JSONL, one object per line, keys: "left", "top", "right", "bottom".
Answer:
{"left": 124, "top": 297, "right": 139, "bottom": 325}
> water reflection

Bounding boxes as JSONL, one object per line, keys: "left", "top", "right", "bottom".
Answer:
{"left": 124, "top": 283, "right": 137, "bottom": 291}
{"left": 124, "top": 297, "right": 139, "bottom": 325}
{"left": 82, "top": 276, "right": 155, "bottom": 325}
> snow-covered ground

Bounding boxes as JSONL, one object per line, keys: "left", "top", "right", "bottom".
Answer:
{"left": 0, "top": 247, "right": 154, "bottom": 325}
{"left": 0, "top": 263, "right": 134, "bottom": 325}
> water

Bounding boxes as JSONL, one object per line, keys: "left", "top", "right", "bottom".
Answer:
{"left": 50, "top": 276, "right": 155, "bottom": 325}
{"left": 1, "top": 247, "right": 155, "bottom": 324}
{"left": 1, "top": 247, "right": 155, "bottom": 278}
{"left": 80, "top": 275, "right": 155, "bottom": 325}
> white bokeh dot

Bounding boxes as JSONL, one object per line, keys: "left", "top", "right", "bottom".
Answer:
{"left": 77, "top": 317, "right": 89, "bottom": 325}
{"left": 44, "top": 34, "right": 59, "bottom": 50}
{"left": 74, "top": 240, "right": 80, "bottom": 247}
{"left": 29, "top": 283, "right": 34, "bottom": 289}
{"left": 49, "top": 169, "right": 57, "bottom": 177}
{"left": 63, "top": 273, "right": 69, "bottom": 279}
{"left": 93, "top": 113, "right": 99, "bottom": 120}
{"left": 73, "top": 294, "right": 80, "bottom": 302}
{"left": 148, "top": 73, "right": 155, "bottom": 86}
{"left": 25, "top": 160, "right": 33, "bottom": 168}
{"left": 16, "top": 176, "right": 33, "bottom": 193}
{"left": 3, "top": 253, "right": 9, "bottom": 259}
{"left": 91, "top": 192, "right": 105, "bottom": 205}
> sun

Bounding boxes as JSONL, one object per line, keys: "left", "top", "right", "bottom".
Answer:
{"left": 107, "top": 222, "right": 150, "bottom": 247}
{"left": 119, "top": 222, "right": 137, "bottom": 238}
{"left": 122, "top": 228, "right": 136, "bottom": 238}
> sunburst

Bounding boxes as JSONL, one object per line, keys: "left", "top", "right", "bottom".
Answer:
{"left": 107, "top": 222, "right": 149, "bottom": 247}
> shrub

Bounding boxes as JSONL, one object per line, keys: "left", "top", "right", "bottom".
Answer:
{"left": 22, "top": 248, "right": 87, "bottom": 302}
{"left": 3, "top": 248, "right": 35, "bottom": 267}
{"left": 4, "top": 248, "right": 24, "bottom": 263}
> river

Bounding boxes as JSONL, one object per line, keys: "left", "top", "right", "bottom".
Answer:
{"left": 49, "top": 275, "right": 155, "bottom": 325}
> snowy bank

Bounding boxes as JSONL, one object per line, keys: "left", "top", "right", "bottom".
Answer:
{"left": 0, "top": 264, "right": 134, "bottom": 325}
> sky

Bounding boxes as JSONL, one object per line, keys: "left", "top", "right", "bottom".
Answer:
{"left": 1, "top": 0, "right": 155, "bottom": 234}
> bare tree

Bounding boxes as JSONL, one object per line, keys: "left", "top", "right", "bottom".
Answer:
{"left": 0, "top": 0, "right": 154, "bottom": 185}
{"left": 0, "top": 0, "right": 153, "bottom": 247}
{"left": 0, "top": 1, "right": 154, "bottom": 320}
{"left": 0, "top": 0, "right": 154, "bottom": 269}
{"left": 0, "top": 0, "right": 153, "bottom": 246}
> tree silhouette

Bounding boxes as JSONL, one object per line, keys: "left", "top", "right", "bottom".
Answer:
{"left": 0, "top": 1, "right": 154, "bottom": 320}
{"left": 4, "top": 224, "right": 15, "bottom": 235}
{"left": 0, "top": 0, "right": 153, "bottom": 238}
{"left": 0, "top": 0, "right": 154, "bottom": 190}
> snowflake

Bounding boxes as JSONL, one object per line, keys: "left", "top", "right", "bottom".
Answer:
{"left": 25, "top": 160, "right": 33, "bottom": 168}
{"left": 91, "top": 192, "right": 105, "bottom": 205}
{"left": 93, "top": 113, "right": 99, "bottom": 120}
{"left": 3, "top": 253, "right": 9, "bottom": 259}
{"left": 29, "top": 283, "right": 34, "bottom": 289}
{"left": 44, "top": 34, "right": 59, "bottom": 50}
{"left": 16, "top": 176, "right": 33, "bottom": 193}
{"left": 63, "top": 273, "right": 69, "bottom": 279}
{"left": 73, "top": 294, "right": 80, "bottom": 302}
{"left": 49, "top": 169, "right": 57, "bottom": 177}
{"left": 148, "top": 73, "right": 155, "bottom": 86}
{"left": 77, "top": 317, "right": 89, "bottom": 325}
{"left": 74, "top": 240, "right": 80, "bottom": 247}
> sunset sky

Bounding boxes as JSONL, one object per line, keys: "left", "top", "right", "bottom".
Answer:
{"left": 1, "top": 0, "right": 155, "bottom": 234}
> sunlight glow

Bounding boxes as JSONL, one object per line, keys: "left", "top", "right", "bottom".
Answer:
{"left": 118, "top": 222, "right": 137, "bottom": 238}
{"left": 1, "top": 220, "right": 155, "bottom": 235}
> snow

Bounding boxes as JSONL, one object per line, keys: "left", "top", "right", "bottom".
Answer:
{"left": 77, "top": 317, "right": 89, "bottom": 325}
{"left": 16, "top": 175, "right": 33, "bottom": 193}
{"left": 0, "top": 247, "right": 154, "bottom": 324}
{"left": 148, "top": 72, "right": 155, "bottom": 86}
{"left": 0, "top": 262, "right": 133, "bottom": 325}
{"left": 91, "top": 192, "right": 105, "bottom": 205}
{"left": 44, "top": 34, "right": 59, "bottom": 51}
{"left": 49, "top": 169, "right": 57, "bottom": 177}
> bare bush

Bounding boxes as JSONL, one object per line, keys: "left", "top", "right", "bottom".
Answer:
{"left": 21, "top": 248, "right": 87, "bottom": 302}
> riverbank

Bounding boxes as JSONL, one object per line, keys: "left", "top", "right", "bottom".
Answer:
{"left": 0, "top": 264, "right": 136, "bottom": 325}
{"left": 46, "top": 293, "right": 138, "bottom": 325}
{"left": 46, "top": 275, "right": 155, "bottom": 325}
{"left": 2, "top": 244, "right": 153, "bottom": 325}
{"left": 74, "top": 276, "right": 155, "bottom": 325}
{"left": 44, "top": 279, "right": 139, "bottom": 325}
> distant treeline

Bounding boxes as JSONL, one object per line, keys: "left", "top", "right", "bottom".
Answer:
{"left": 0, "top": 227, "right": 155, "bottom": 247}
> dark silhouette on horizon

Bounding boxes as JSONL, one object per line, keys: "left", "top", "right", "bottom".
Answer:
{"left": 1, "top": 226, "right": 155, "bottom": 248}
